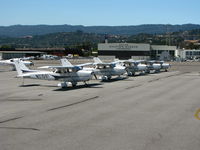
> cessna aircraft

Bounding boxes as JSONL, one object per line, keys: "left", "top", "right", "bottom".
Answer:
{"left": 115, "top": 59, "right": 148, "bottom": 76}
{"left": 82, "top": 57, "right": 126, "bottom": 80}
{"left": 145, "top": 60, "right": 162, "bottom": 73}
{"left": 0, "top": 58, "right": 34, "bottom": 70}
{"left": 13, "top": 59, "right": 93, "bottom": 88}
{"left": 156, "top": 61, "right": 170, "bottom": 71}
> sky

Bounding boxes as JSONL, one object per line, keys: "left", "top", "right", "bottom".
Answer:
{"left": 0, "top": 0, "right": 200, "bottom": 26}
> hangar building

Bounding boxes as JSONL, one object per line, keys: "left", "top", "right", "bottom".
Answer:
{"left": 98, "top": 43, "right": 150, "bottom": 60}
{"left": 0, "top": 51, "right": 45, "bottom": 59}
{"left": 98, "top": 43, "right": 177, "bottom": 60}
{"left": 0, "top": 48, "right": 65, "bottom": 59}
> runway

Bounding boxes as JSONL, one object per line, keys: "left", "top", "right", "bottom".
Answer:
{"left": 0, "top": 61, "right": 200, "bottom": 150}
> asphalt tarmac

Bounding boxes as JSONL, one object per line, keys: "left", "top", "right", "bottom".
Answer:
{"left": 0, "top": 60, "right": 200, "bottom": 150}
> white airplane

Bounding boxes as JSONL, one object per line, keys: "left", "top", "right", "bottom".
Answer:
{"left": 82, "top": 57, "right": 126, "bottom": 80}
{"left": 144, "top": 60, "right": 161, "bottom": 73}
{"left": 13, "top": 59, "right": 93, "bottom": 88}
{"left": 115, "top": 59, "right": 148, "bottom": 76}
{"left": 41, "top": 54, "right": 59, "bottom": 60}
{"left": 0, "top": 58, "right": 34, "bottom": 71}
{"left": 156, "top": 61, "right": 171, "bottom": 71}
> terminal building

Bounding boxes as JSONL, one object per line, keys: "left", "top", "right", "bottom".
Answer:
{"left": 98, "top": 43, "right": 177, "bottom": 60}
{"left": 177, "top": 49, "right": 200, "bottom": 60}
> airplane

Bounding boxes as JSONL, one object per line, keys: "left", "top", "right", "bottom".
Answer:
{"left": 144, "top": 60, "right": 162, "bottom": 73}
{"left": 156, "top": 61, "right": 171, "bottom": 71}
{"left": 13, "top": 59, "right": 93, "bottom": 88}
{"left": 41, "top": 54, "right": 59, "bottom": 60}
{"left": 115, "top": 59, "right": 148, "bottom": 76}
{"left": 0, "top": 58, "right": 34, "bottom": 71}
{"left": 82, "top": 57, "right": 126, "bottom": 80}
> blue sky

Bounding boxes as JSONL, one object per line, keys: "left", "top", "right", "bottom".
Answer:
{"left": 0, "top": 0, "right": 200, "bottom": 26}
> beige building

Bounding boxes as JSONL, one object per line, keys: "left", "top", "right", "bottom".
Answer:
{"left": 98, "top": 43, "right": 177, "bottom": 60}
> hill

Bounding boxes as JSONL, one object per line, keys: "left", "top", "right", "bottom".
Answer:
{"left": 0, "top": 29, "right": 200, "bottom": 49}
{"left": 1, "top": 24, "right": 200, "bottom": 37}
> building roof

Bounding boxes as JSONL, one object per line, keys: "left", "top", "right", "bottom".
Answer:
{"left": 151, "top": 45, "right": 177, "bottom": 51}
{"left": 0, "top": 51, "right": 45, "bottom": 54}
{"left": 15, "top": 48, "right": 65, "bottom": 51}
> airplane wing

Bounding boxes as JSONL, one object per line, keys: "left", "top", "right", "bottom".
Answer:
{"left": 0, "top": 60, "right": 13, "bottom": 65}
{"left": 94, "top": 63, "right": 116, "bottom": 68}
{"left": 39, "top": 66, "right": 77, "bottom": 69}
{"left": 76, "top": 63, "right": 93, "bottom": 67}
{"left": 0, "top": 60, "right": 6, "bottom": 65}
{"left": 38, "top": 66, "right": 81, "bottom": 72}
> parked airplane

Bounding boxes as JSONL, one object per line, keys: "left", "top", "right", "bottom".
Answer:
{"left": 0, "top": 58, "right": 34, "bottom": 70}
{"left": 41, "top": 54, "right": 59, "bottom": 60}
{"left": 82, "top": 57, "right": 126, "bottom": 80}
{"left": 141, "top": 60, "right": 161, "bottom": 73}
{"left": 13, "top": 59, "right": 93, "bottom": 88}
{"left": 115, "top": 59, "right": 148, "bottom": 76}
{"left": 156, "top": 61, "right": 170, "bottom": 71}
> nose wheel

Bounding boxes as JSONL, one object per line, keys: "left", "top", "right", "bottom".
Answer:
{"left": 72, "top": 82, "right": 77, "bottom": 87}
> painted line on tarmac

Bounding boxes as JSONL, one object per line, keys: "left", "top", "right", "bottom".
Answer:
{"left": 125, "top": 84, "right": 143, "bottom": 90}
{"left": 47, "top": 96, "right": 99, "bottom": 111}
{"left": 0, "top": 116, "right": 23, "bottom": 124}
{"left": 148, "top": 72, "right": 187, "bottom": 83}
{"left": 0, "top": 127, "right": 40, "bottom": 131}
{"left": 194, "top": 109, "right": 200, "bottom": 120}
{"left": 2, "top": 98, "right": 42, "bottom": 102}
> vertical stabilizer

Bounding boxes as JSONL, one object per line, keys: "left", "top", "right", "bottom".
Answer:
{"left": 93, "top": 57, "right": 103, "bottom": 64}
{"left": 61, "top": 59, "right": 73, "bottom": 67}
{"left": 13, "top": 59, "right": 30, "bottom": 75}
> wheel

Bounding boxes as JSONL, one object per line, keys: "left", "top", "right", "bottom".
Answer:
{"left": 58, "top": 82, "right": 67, "bottom": 88}
{"left": 127, "top": 72, "right": 133, "bottom": 76}
{"left": 146, "top": 70, "right": 150, "bottom": 74}
{"left": 107, "top": 76, "right": 111, "bottom": 80}
{"left": 131, "top": 72, "right": 135, "bottom": 76}
{"left": 72, "top": 83, "right": 77, "bottom": 87}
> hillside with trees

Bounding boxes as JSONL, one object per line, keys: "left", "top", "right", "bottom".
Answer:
{"left": 1, "top": 24, "right": 200, "bottom": 37}
{"left": 0, "top": 29, "right": 200, "bottom": 51}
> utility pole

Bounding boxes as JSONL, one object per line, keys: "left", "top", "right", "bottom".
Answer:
{"left": 166, "top": 25, "right": 171, "bottom": 46}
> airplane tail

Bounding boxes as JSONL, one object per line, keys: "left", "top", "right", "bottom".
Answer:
{"left": 93, "top": 57, "right": 103, "bottom": 64}
{"left": 60, "top": 58, "right": 73, "bottom": 67}
{"left": 13, "top": 59, "right": 30, "bottom": 75}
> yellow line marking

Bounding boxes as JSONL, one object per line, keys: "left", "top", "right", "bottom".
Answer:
{"left": 194, "top": 109, "right": 200, "bottom": 120}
